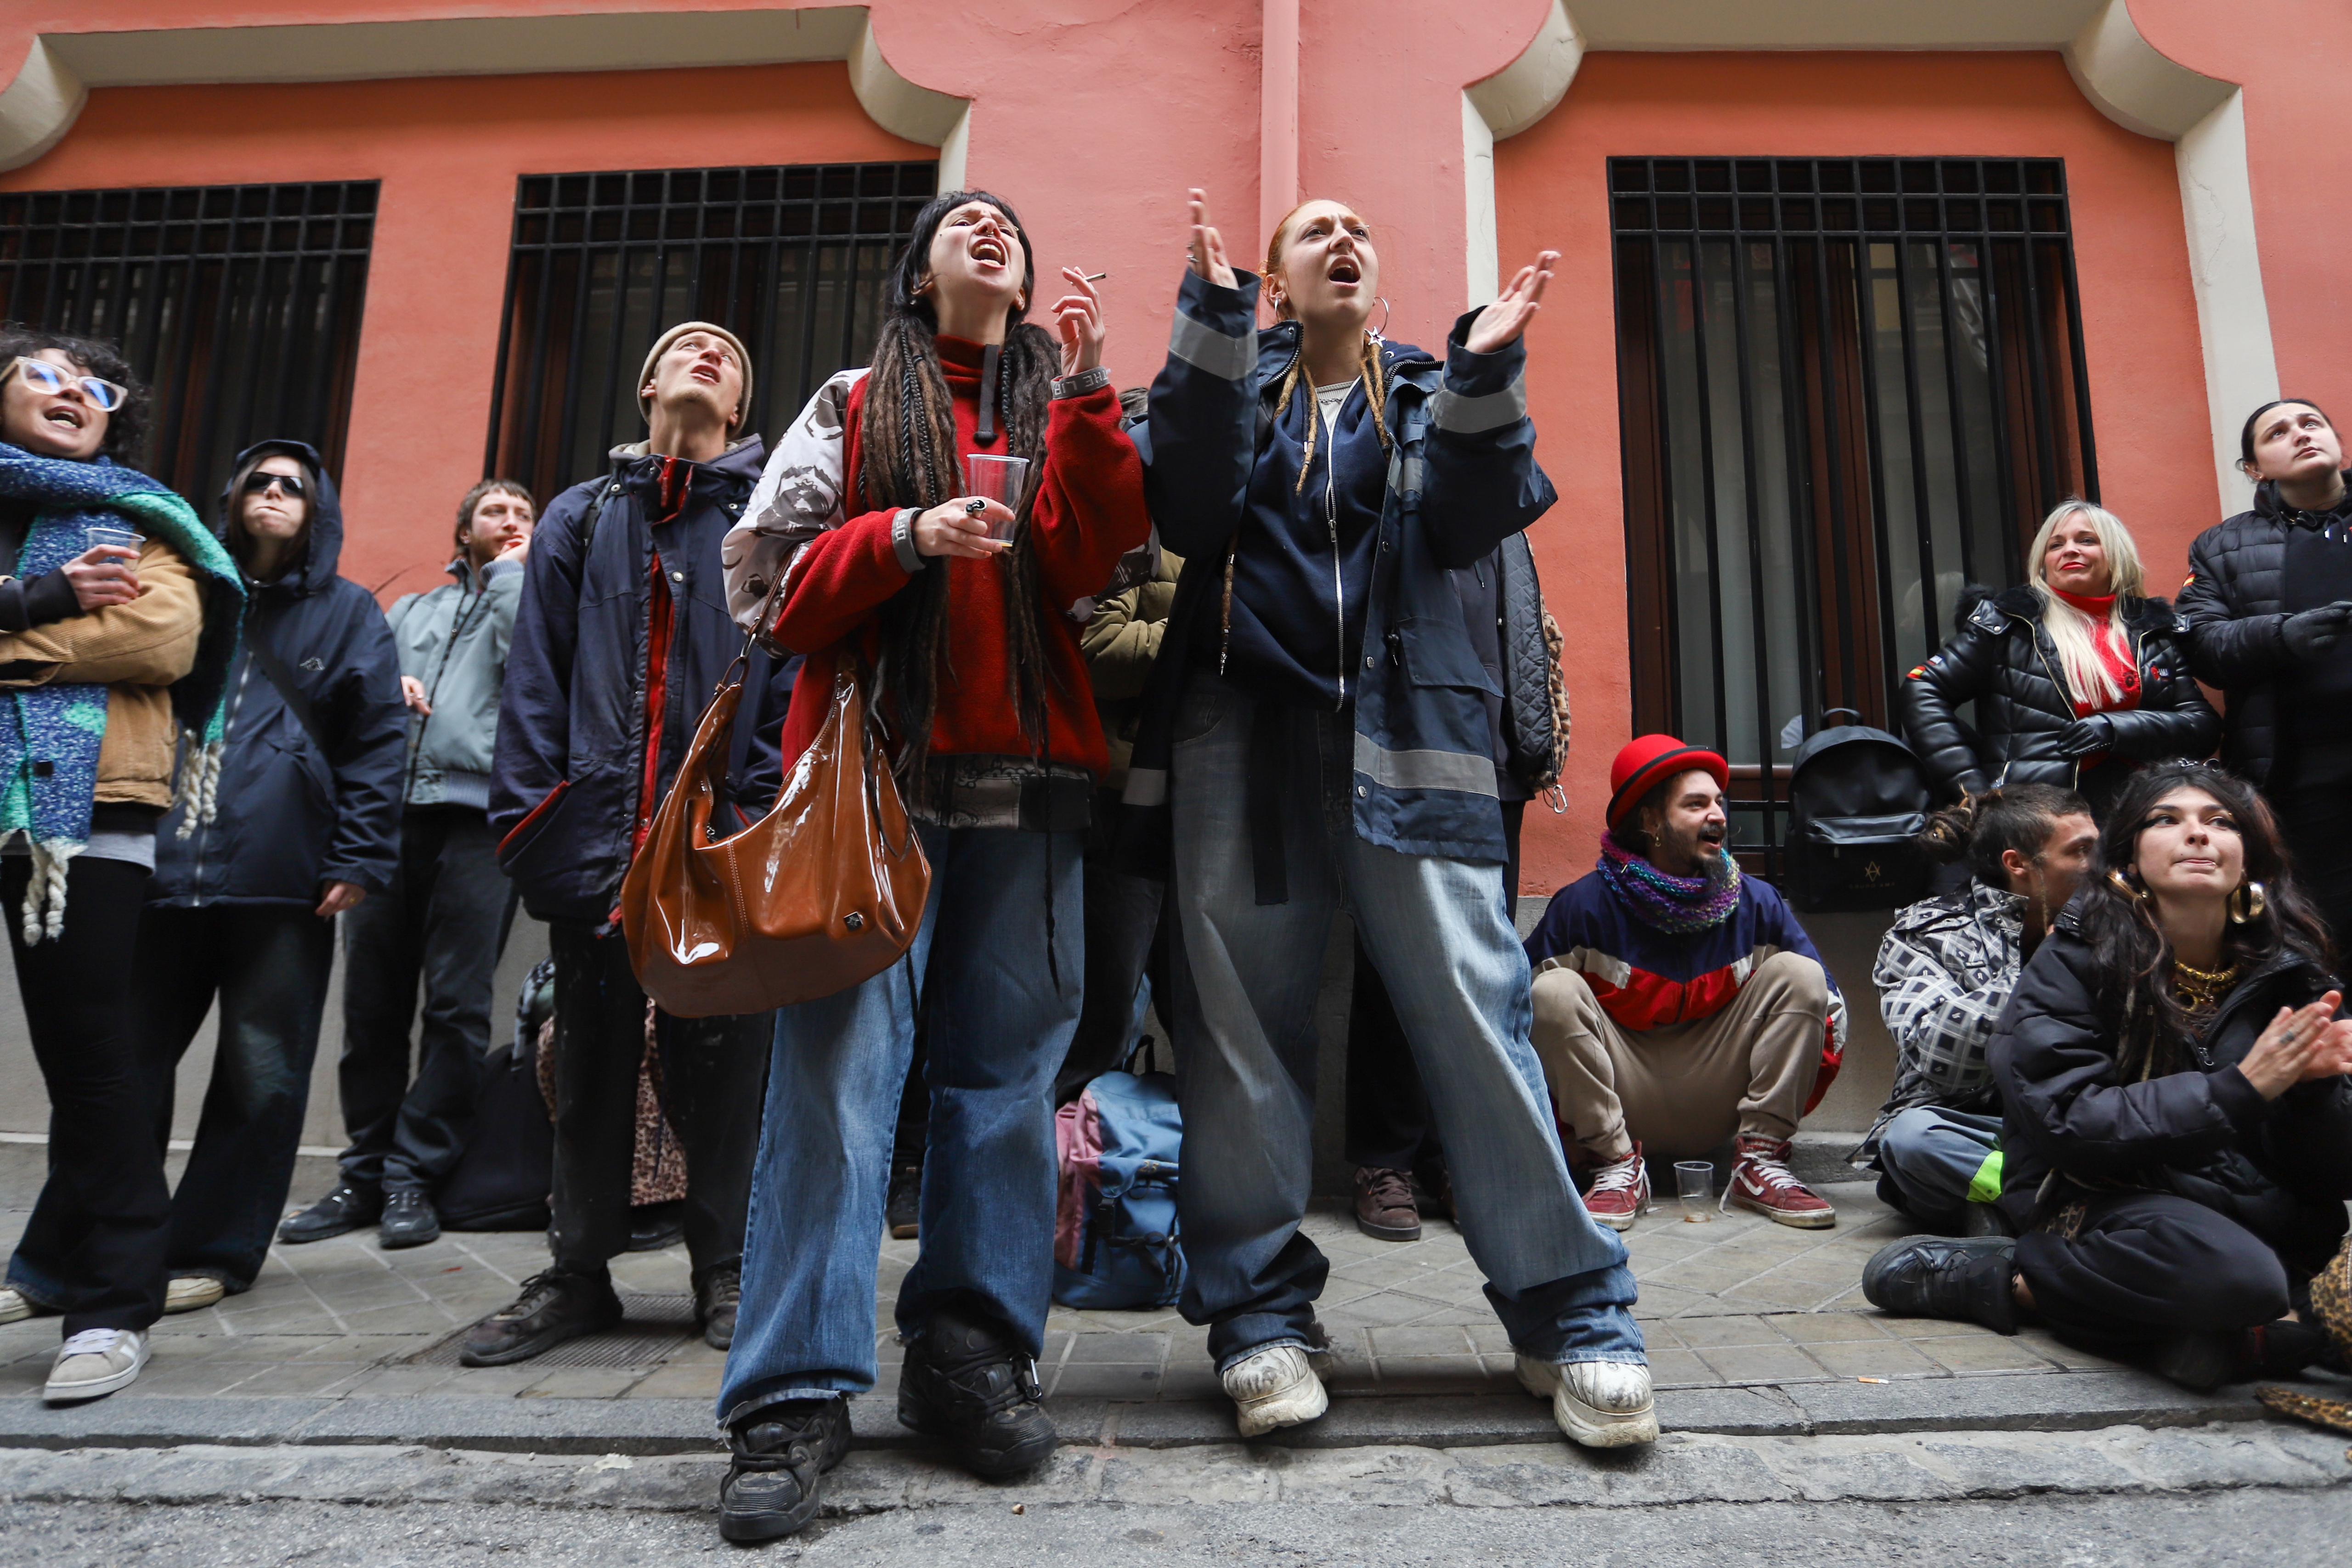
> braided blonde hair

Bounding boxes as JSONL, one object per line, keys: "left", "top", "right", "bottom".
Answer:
{"left": 1262, "top": 200, "right": 1391, "bottom": 487}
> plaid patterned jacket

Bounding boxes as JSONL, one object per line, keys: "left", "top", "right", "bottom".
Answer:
{"left": 1860, "top": 880, "right": 2026, "bottom": 1162}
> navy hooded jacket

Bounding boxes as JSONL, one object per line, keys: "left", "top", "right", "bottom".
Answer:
{"left": 491, "top": 437, "right": 793, "bottom": 925}
{"left": 150, "top": 440, "right": 406, "bottom": 908}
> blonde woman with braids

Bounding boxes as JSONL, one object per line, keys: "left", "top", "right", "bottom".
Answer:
{"left": 712, "top": 191, "right": 1148, "bottom": 1540}
{"left": 1120, "top": 191, "right": 1651, "bottom": 1450}
{"left": 1902, "top": 500, "right": 2217, "bottom": 818}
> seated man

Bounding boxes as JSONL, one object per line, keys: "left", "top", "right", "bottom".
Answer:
{"left": 1527, "top": 736, "right": 1845, "bottom": 1230}
{"left": 1863, "top": 784, "right": 2095, "bottom": 1233}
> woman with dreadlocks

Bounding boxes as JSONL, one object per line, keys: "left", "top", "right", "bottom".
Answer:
{"left": 1866, "top": 761, "right": 2352, "bottom": 1391}
{"left": 1117, "top": 191, "right": 1650, "bottom": 1450}
{"left": 710, "top": 191, "right": 1147, "bottom": 1541}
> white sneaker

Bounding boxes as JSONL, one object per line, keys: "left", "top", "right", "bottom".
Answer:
{"left": 1515, "top": 1354, "right": 1659, "bottom": 1448}
{"left": 164, "top": 1276, "right": 226, "bottom": 1314}
{"left": 0, "top": 1285, "right": 44, "bottom": 1324}
{"left": 1221, "top": 1343, "right": 1328, "bottom": 1438}
{"left": 44, "top": 1329, "right": 150, "bottom": 1403}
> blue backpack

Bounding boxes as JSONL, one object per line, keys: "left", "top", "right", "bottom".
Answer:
{"left": 1052, "top": 1069, "right": 1186, "bottom": 1310}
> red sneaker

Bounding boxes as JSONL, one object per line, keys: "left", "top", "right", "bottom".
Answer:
{"left": 1581, "top": 1144, "right": 1649, "bottom": 1232}
{"left": 1725, "top": 1134, "right": 1836, "bottom": 1228}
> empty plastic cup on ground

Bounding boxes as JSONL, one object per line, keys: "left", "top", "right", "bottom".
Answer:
{"left": 963, "top": 454, "right": 1031, "bottom": 542}
{"left": 1675, "top": 1160, "right": 1714, "bottom": 1223}
{"left": 85, "top": 524, "right": 144, "bottom": 556}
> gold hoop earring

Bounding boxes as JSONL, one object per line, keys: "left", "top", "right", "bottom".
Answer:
{"left": 2230, "top": 880, "right": 2268, "bottom": 925}
{"left": 2107, "top": 868, "right": 2146, "bottom": 903}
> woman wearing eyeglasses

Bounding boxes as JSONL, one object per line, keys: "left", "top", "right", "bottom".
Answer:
{"left": 139, "top": 440, "right": 406, "bottom": 1316}
{"left": 0, "top": 331, "right": 245, "bottom": 1403}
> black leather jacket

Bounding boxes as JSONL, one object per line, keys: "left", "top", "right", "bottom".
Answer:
{"left": 1897, "top": 585, "right": 2216, "bottom": 817}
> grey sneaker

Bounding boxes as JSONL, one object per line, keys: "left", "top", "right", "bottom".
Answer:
{"left": 45, "top": 1328, "right": 149, "bottom": 1403}
{"left": 1515, "top": 1354, "right": 1659, "bottom": 1448}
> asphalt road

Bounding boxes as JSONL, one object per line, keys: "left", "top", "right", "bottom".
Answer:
{"left": 2, "top": 1488, "right": 2342, "bottom": 1565}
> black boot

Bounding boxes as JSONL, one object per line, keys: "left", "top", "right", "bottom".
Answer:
{"left": 378, "top": 1189, "right": 441, "bottom": 1250}
{"left": 628, "top": 1201, "right": 684, "bottom": 1253}
{"left": 696, "top": 1263, "right": 741, "bottom": 1352}
{"left": 277, "top": 1184, "right": 379, "bottom": 1245}
{"left": 885, "top": 1160, "right": 922, "bottom": 1241}
{"left": 2156, "top": 1319, "right": 2330, "bottom": 1393}
{"left": 1862, "top": 1235, "right": 2019, "bottom": 1334}
{"left": 897, "top": 1308, "right": 1057, "bottom": 1477}
{"left": 459, "top": 1265, "right": 622, "bottom": 1366}
{"left": 719, "top": 1398, "right": 851, "bottom": 1543}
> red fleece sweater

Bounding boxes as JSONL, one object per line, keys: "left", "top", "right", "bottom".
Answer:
{"left": 768, "top": 337, "right": 1148, "bottom": 778}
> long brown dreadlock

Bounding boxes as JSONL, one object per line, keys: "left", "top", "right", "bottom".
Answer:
{"left": 1272, "top": 331, "right": 1391, "bottom": 491}
{"left": 858, "top": 190, "right": 1062, "bottom": 805}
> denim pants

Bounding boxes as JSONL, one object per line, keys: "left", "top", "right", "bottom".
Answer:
{"left": 1169, "top": 673, "right": 1642, "bottom": 1371}
{"left": 1875, "top": 1106, "right": 2002, "bottom": 1229}
{"left": 139, "top": 904, "right": 337, "bottom": 1291}
{"left": 338, "top": 807, "right": 517, "bottom": 1196}
{"left": 719, "top": 822, "right": 1080, "bottom": 1425}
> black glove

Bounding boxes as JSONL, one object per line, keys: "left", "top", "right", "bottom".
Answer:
{"left": 2054, "top": 716, "right": 2113, "bottom": 760}
{"left": 2282, "top": 600, "right": 2352, "bottom": 660}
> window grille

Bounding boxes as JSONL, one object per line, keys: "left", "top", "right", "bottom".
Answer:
{"left": 1610, "top": 156, "right": 2098, "bottom": 864}
{"left": 0, "top": 180, "right": 378, "bottom": 508}
{"left": 486, "top": 161, "right": 938, "bottom": 501}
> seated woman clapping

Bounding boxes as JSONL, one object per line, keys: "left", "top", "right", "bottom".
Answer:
{"left": 1864, "top": 762, "right": 2352, "bottom": 1390}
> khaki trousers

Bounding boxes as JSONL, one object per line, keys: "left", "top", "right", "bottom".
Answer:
{"left": 1529, "top": 952, "right": 1828, "bottom": 1163}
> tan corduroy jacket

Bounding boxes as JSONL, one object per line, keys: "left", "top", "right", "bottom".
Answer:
{"left": 0, "top": 536, "right": 205, "bottom": 808}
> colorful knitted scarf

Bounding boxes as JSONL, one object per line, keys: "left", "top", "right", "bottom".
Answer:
{"left": 0, "top": 443, "right": 244, "bottom": 940}
{"left": 1597, "top": 836, "right": 1744, "bottom": 934}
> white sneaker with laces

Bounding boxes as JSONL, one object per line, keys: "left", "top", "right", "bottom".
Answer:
{"left": 0, "top": 1285, "right": 38, "bottom": 1325}
{"left": 1514, "top": 1354, "right": 1659, "bottom": 1448}
{"left": 164, "top": 1276, "right": 226, "bottom": 1314}
{"left": 44, "top": 1328, "right": 149, "bottom": 1403}
{"left": 1221, "top": 1343, "right": 1328, "bottom": 1438}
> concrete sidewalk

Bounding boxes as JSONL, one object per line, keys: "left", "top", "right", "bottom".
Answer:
{"left": 0, "top": 1144, "right": 2326, "bottom": 1454}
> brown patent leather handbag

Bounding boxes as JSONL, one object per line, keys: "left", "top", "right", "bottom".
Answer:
{"left": 621, "top": 648, "right": 931, "bottom": 1018}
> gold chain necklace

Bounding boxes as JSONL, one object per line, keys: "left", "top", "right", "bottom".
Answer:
{"left": 2171, "top": 957, "right": 2244, "bottom": 1015}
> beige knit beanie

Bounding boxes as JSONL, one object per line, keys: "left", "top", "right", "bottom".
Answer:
{"left": 637, "top": 321, "right": 755, "bottom": 431}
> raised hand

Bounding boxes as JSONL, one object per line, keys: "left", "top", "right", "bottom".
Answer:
{"left": 1466, "top": 250, "right": 1559, "bottom": 355}
{"left": 1188, "top": 189, "right": 1237, "bottom": 289}
{"left": 1054, "top": 266, "right": 1106, "bottom": 379}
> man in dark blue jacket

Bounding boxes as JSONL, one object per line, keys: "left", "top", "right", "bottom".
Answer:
{"left": 142, "top": 440, "right": 406, "bottom": 1310}
{"left": 472, "top": 322, "right": 790, "bottom": 1366}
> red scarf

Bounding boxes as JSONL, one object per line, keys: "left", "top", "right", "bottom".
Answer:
{"left": 2050, "top": 586, "right": 2140, "bottom": 719}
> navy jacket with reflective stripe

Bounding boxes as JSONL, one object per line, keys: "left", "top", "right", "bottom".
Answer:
{"left": 1123, "top": 269, "right": 1556, "bottom": 864}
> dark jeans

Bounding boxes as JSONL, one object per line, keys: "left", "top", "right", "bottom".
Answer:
{"left": 2017, "top": 1190, "right": 2302, "bottom": 1363}
{"left": 337, "top": 807, "right": 516, "bottom": 1196}
{"left": 1344, "top": 800, "right": 1525, "bottom": 1174}
{"left": 2273, "top": 778, "right": 2352, "bottom": 955}
{"left": 546, "top": 920, "right": 769, "bottom": 1278}
{"left": 1057, "top": 788, "right": 1173, "bottom": 1104}
{"left": 2, "top": 857, "right": 170, "bottom": 1334}
{"left": 141, "top": 904, "right": 338, "bottom": 1291}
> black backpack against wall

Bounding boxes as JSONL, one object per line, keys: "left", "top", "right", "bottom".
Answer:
{"left": 1783, "top": 722, "right": 1931, "bottom": 912}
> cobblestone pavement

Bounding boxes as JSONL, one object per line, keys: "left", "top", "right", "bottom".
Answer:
{"left": 0, "top": 1143, "right": 2126, "bottom": 1415}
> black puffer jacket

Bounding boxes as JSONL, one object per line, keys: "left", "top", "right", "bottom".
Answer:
{"left": 1990, "top": 902, "right": 2352, "bottom": 1265}
{"left": 1898, "top": 585, "right": 2216, "bottom": 816}
{"left": 2177, "top": 476, "right": 2352, "bottom": 785}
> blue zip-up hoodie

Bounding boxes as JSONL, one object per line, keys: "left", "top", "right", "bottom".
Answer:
{"left": 1121, "top": 268, "right": 1556, "bottom": 864}
{"left": 492, "top": 437, "right": 794, "bottom": 925}
{"left": 150, "top": 440, "right": 406, "bottom": 908}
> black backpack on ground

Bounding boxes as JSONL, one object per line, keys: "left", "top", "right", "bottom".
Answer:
{"left": 437, "top": 958, "right": 557, "bottom": 1231}
{"left": 1783, "top": 720, "right": 1932, "bottom": 912}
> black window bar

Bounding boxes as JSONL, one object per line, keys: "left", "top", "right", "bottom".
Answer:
{"left": 486, "top": 160, "right": 938, "bottom": 502}
{"left": 1610, "top": 156, "right": 2098, "bottom": 873}
{"left": 0, "top": 180, "right": 378, "bottom": 509}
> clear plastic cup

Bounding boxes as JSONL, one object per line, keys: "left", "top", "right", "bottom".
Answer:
{"left": 1675, "top": 1160, "right": 1715, "bottom": 1223}
{"left": 963, "top": 454, "right": 1031, "bottom": 542}
{"left": 85, "top": 524, "right": 144, "bottom": 557}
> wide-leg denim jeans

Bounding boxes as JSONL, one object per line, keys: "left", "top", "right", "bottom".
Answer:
{"left": 718, "top": 822, "right": 1080, "bottom": 1426}
{"left": 1169, "top": 673, "right": 1643, "bottom": 1371}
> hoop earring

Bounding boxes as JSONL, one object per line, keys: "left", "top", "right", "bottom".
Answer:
{"left": 1368, "top": 297, "right": 1391, "bottom": 342}
{"left": 2230, "top": 880, "right": 2268, "bottom": 925}
{"left": 912, "top": 276, "right": 933, "bottom": 297}
{"left": 2106, "top": 868, "right": 2145, "bottom": 903}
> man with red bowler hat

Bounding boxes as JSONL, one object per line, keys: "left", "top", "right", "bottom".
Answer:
{"left": 1522, "top": 735, "right": 1846, "bottom": 1231}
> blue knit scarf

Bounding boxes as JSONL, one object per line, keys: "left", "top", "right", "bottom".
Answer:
{"left": 1597, "top": 835, "right": 1743, "bottom": 935}
{"left": 0, "top": 443, "right": 243, "bottom": 939}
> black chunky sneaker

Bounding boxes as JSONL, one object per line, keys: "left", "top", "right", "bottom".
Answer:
{"left": 1862, "top": 1235, "right": 2020, "bottom": 1334}
{"left": 697, "top": 1263, "right": 741, "bottom": 1352}
{"left": 378, "top": 1189, "right": 441, "bottom": 1250}
{"left": 897, "top": 1308, "right": 1058, "bottom": 1477}
{"left": 459, "top": 1265, "right": 622, "bottom": 1366}
{"left": 720, "top": 1398, "right": 851, "bottom": 1543}
{"left": 628, "top": 1201, "right": 684, "bottom": 1253}
{"left": 277, "top": 1184, "right": 379, "bottom": 1245}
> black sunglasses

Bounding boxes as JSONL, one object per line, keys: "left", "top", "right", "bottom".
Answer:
{"left": 242, "top": 470, "right": 308, "bottom": 500}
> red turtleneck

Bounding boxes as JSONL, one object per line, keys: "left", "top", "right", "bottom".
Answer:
{"left": 768, "top": 335, "right": 1148, "bottom": 777}
{"left": 2050, "top": 585, "right": 2141, "bottom": 721}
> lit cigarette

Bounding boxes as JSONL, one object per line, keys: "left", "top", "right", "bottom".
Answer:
{"left": 1082, "top": 271, "right": 1108, "bottom": 282}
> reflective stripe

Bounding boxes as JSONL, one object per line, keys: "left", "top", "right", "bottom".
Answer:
{"left": 1168, "top": 309, "right": 1256, "bottom": 381}
{"left": 1966, "top": 1146, "right": 2005, "bottom": 1205}
{"left": 1351, "top": 733, "right": 1499, "bottom": 797}
{"left": 1122, "top": 767, "right": 1168, "bottom": 807}
{"left": 1429, "top": 378, "right": 1527, "bottom": 434}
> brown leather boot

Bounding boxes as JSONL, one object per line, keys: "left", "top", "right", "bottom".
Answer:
{"left": 1353, "top": 1166, "right": 1420, "bottom": 1241}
